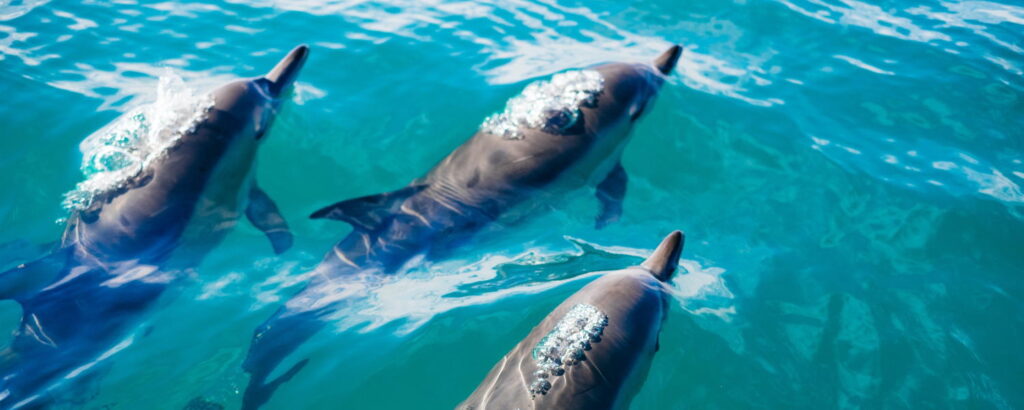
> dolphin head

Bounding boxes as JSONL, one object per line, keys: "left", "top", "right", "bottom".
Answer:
{"left": 584, "top": 44, "right": 682, "bottom": 130}
{"left": 205, "top": 45, "right": 310, "bottom": 144}
{"left": 162, "top": 44, "right": 308, "bottom": 196}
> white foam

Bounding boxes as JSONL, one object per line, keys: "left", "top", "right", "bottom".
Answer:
{"left": 62, "top": 71, "right": 215, "bottom": 212}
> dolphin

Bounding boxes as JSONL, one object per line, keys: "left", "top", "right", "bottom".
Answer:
{"left": 310, "top": 44, "right": 683, "bottom": 273}
{"left": 459, "top": 230, "right": 684, "bottom": 410}
{"left": 239, "top": 45, "right": 683, "bottom": 409}
{"left": 0, "top": 45, "right": 309, "bottom": 406}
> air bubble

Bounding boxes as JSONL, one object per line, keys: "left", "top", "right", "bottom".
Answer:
{"left": 528, "top": 304, "right": 608, "bottom": 399}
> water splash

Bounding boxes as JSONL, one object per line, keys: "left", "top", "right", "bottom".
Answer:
{"left": 239, "top": 236, "right": 734, "bottom": 336}
{"left": 481, "top": 69, "right": 603, "bottom": 139}
{"left": 61, "top": 72, "right": 214, "bottom": 212}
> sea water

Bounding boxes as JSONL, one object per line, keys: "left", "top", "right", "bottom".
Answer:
{"left": 0, "top": 0, "right": 1021, "bottom": 408}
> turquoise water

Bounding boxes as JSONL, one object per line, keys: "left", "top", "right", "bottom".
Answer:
{"left": 1, "top": 0, "right": 1022, "bottom": 408}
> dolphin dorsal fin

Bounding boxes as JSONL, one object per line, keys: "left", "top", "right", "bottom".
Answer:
{"left": 641, "top": 230, "right": 684, "bottom": 281}
{"left": 309, "top": 184, "right": 428, "bottom": 232}
{"left": 653, "top": 45, "right": 683, "bottom": 75}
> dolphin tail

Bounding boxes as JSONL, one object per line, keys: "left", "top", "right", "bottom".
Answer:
{"left": 0, "top": 246, "right": 73, "bottom": 300}
{"left": 309, "top": 184, "right": 429, "bottom": 232}
{"left": 641, "top": 231, "right": 684, "bottom": 281}
{"left": 241, "top": 308, "right": 326, "bottom": 410}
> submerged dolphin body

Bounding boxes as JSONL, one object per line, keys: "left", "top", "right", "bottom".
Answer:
{"left": 240, "top": 45, "right": 682, "bottom": 409}
{"left": 0, "top": 45, "right": 309, "bottom": 406}
{"left": 459, "top": 231, "right": 684, "bottom": 410}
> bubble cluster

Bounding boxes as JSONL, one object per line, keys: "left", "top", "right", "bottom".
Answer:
{"left": 529, "top": 303, "right": 608, "bottom": 398}
{"left": 62, "top": 73, "right": 215, "bottom": 212}
{"left": 481, "top": 70, "right": 604, "bottom": 140}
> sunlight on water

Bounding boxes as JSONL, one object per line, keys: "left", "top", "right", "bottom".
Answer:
{"left": 0, "top": 0, "right": 1021, "bottom": 407}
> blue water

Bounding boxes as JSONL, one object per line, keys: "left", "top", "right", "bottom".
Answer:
{"left": 1, "top": 0, "right": 1022, "bottom": 408}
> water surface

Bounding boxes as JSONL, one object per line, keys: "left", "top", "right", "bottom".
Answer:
{"left": 0, "top": 0, "right": 1021, "bottom": 408}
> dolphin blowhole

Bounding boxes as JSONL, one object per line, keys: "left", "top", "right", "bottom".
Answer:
{"left": 481, "top": 69, "right": 604, "bottom": 140}
{"left": 529, "top": 303, "right": 609, "bottom": 397}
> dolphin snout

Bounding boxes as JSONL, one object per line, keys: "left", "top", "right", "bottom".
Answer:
{"left": 653, "top": 44, "right": 682, "bottom": 75}
{"left": 265, "top": 44, "right": 310, "bottom": 97}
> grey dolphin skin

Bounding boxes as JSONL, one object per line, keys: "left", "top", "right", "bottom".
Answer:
{"left": 0, "top": 45, "right": 308, "bottom": 406}
{"left": 459, "top": 230, "right": 684, "bottom": 410}
{"left": 240, "top": 45, "right": 682, "bottom": 409}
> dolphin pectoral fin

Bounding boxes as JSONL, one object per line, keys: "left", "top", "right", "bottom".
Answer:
{"left": 247, "top": 186, "right": 294, "bottom": 255}
{"left": 309, "top": 184, "right": 428, "bottom": 231}
{"left": 0, "top": 247, "right": 72, "bottom": 300}
{"left": 595, "top": 162, "right": 628, "bottom": 229}
{"left": 641, "top": 231, "right": 685, "bottom": 282}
